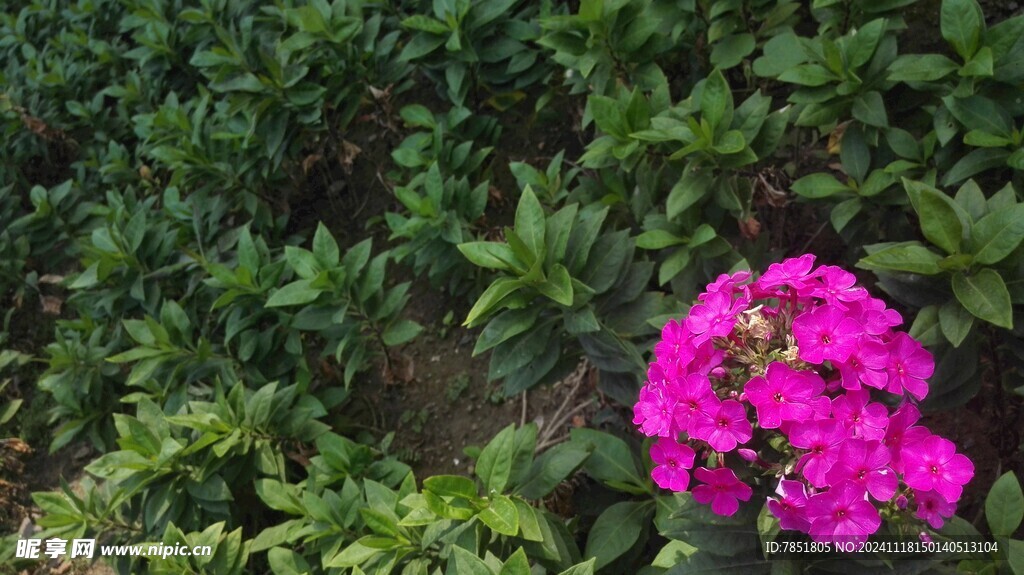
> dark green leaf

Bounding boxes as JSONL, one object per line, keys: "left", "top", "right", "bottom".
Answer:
{"left": 584, "top": 501, "right": 653, "bottom": 569}
{"left": 939, "top": 299, "right": 975, "bottom": 347}
{"left": 986, "top": 471, "right": 1024, "bottom": 538}
{"left": 970, "top": 204, "right": 1024, "bottom": 264}
{"left": 952, "top": 269, "right": 1014, "bottom": 328}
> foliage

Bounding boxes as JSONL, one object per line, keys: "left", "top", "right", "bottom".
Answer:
{"left": 2, "top": 0, "right": 1024, "bottom": 573}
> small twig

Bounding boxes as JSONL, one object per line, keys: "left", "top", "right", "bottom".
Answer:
{"left": 520, "top": 391, "right": 527, "bottom": 427}
{"left": 538, "top": 371, "right": 583, "bottom": 444}
{"left": 798, "top": 221, "right": 829, "bottom": 254}
{"left": 536, "top": 398, "right": 596, "bottom": 452}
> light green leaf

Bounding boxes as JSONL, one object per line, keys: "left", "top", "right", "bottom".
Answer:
{"left": 857, "top": 242, "right": 944, "bottom": 275}
{"left": 514, "top": 186, "right": 546, "bottom": 259}
{"left": 941, "top": 0, "right": 984, "bottom": 60}
{"left": 265, "top": 280, "right": 323, "bottom": 307}
{"left": 479, "top": 494, "right": 519, "bottom": 536}
{"left": 791, "top": 173, "right": 852, "bottom": 199}
{"left": 382, "top": 320, "right": 423, "bottom": 346}
{"left": 888, "top": 54, "right": 960, "bottom": 82}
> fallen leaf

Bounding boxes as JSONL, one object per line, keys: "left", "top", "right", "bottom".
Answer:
{"left": 40, "top": 295, "right": 63, "bottom": 315}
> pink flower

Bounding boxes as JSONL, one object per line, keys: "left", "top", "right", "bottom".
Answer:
{"left": 806, "top": 481, "right": 881, "bottom": 544}
{"left": 745, "top": 362, "right": 824, "bottom": 428}
{"left": 880, "top": 333, "right": 934, "bottom": 400}
{"left": 758, "top": 254, "right": 816, "bottom": 291}
{"left": 835, "top": 339, "right": 888, "bottom": 390}
{"left": 901, "top": 435, "right": 974, "bottom": 503}
{"left": 654, "top": 319, "right": 694, "bottom": 366}
{"left": 767, "top": 479, "right": 810, "bottom": 532}
{"left": 846, "top": 297, "right": 902, "bottom": 335}
{"left": 672, "top": 373, "right": 721, "bottom": 433}
{"left": 882, "top": 403, "right": 930, "bottom": 473}
{"left": 632, "top": 382, "right": 677, "bottom": 437}
{"left": 831, "top": 389, "right": 887, "bottom": 441}
{"left": 700, "top": 271, "right": 752, "bottom": 300}
{"left": 650, "top": 438, "right": 696, "bottom": 492}
{"left": 691, "top": 467, "right": 753, "bottom": 516}
{"left": 685, "top": 291, "right": 747, "bottom": 344}
{"left": 807, "top": 265, "right": 869, "bottom": 308}
{"left": 691, "top": 400, "right": 752, "bottom": 452}
{"left": 790, "top": 420, "right": 846, "bottom": 488}
{"left": 792, "top": 306, "right": 861, "bottom": 364}
{"left": 913, "top": 489, "right": 956, "bottom": 530}
{"left": 825, "top": 439, "right": 897, "bottom": 501}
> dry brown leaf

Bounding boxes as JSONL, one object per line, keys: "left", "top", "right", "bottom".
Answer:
{"left": 41, "top": 295, "right": 63, "bottom": 316}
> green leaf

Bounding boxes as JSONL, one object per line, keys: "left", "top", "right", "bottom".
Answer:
{"left": 778, "top": 64, "right": 837, "bottom": 86}
{"left": 710, "top": 33, "right": 755, "bottom": 69}
{"left": 401, "top": 15, "right": 449, "bottom": 34}
{"left": 636, "top": 230, "right": 686, "bottom": 250}
{"left": 399, "top": 104, "right": 436, "bottom": 128}
{"left": 961, "top": 45, "right": 994, "bottom": 76}
{"left": 942, "top": 148, "right": 1011, "bottom": 186}
{"left": 382, "top": 320, "right": 423, "bottom": 346}
{"left": 909, "top": 179, "right": 962, "bottom": 250}
{"left": 459, "top": 242, "right": 522, "bottom": 271}
{"left": 556, "top": 559, "right": 597, "bottom": 575}
{"left": 713, "top": 130, "right": 746, "bottom": 154}
{"left": 700, "top": 69, "right": 732, "bottom": 134}
{"left": 952, "top": 269, "right": 1014, "bottom": 328}
{"left": 465, "top": 278, "right": 523, "bottom": 327}
{"left": 840, "top": 124, "right": 871, "bottom": 183}
{"left": 970, "top": 204, "right": 1024, "bottom": 264}
{"left": 910, "top": 305, "right": 944, "bottom": 347}
{"left": 499, "top": 548, "right": 531, "bottom": 575}
{"left": 473, "top": 308, "right": 541, "bottom": 355}
{"left": 943, "top": 95, "right": 1013, "bottom": 138}
{"left": 831, "top": 198, "right": 862, "bottom": 233}
{"left": 584, "top": 501, "right": 653, "bottom": 569}
{"left": 514, "top": 187, "right": 546, "bottom": 259}
{"left": 450, "top": 546, "right": 497, "bottom": 575}
{"left": 266, "top": 279, "right": 323, "bottom": 307}
{"left": 659, "top": 247, "right": 691, "bottom": 286}
{"left": 667, "top": 166, "right": 712, "bottom": 219}
{"left": 516, "top": 442, "right": 592, "bottom": 500}
{"left": 1008, "top": 539, "right": 1024, "bottom": 575}
{"left": 312, "top": 223, "right": 340, "bottom": 267}
{"left": 424, "top": 475, "right": 478, "bottom": 499}
{"left": 267, "top": 547, "right": 312, "bottom": 575}
{"left": 570, "top": 428, "right": 643, "bottom": 487}
{"left": 857, "top": 242, "right": 944, "bottom": 275}
{"left": 941, "top": 0, "right": 984, "bottom": 60}
{"left": 537, "top": 264, "right": 574, "bottom": 306}
{"left": 852, "top": 91, "right": 888, "bottom": 128}
{"left": 479, "top": 494, "right": 519, "bottom": 536}
{"left": 791, "top": 173, "right": 852, "bottom": 199}
{"left": 987, "top": 472, "right": 1024, "bottom": 537}
{"left": 963, "top": 130, "right": 1013, "bottom": 147}
{"left": 888, "top": 54, "right": 960, "bottom": 82}
{"left": 477, "top": 424, "right": 516, "bottom": 494}
{"left": 939, "top": 299, "right": 975, "bottom": 347}
{"left": 753, "top": 33, "right": 806, "bottom": 77}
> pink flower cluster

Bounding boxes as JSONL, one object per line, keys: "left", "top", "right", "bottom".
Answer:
{"left": 634, "top": 255, "right": 974, "bottom": 543}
